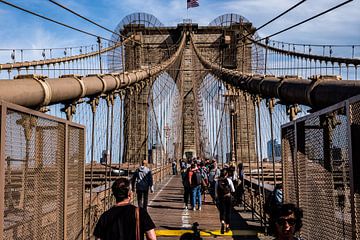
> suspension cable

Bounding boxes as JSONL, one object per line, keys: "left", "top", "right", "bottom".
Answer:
{"left": 48, "top": 0, "right": 141, "bottom": 45}
{"left": 0, "top": 0, "right": 114, "bottom": 43}
{"left": 244, "top": 0, "right": 307, "bottom": 39}
{"left": 256, "top": 0, "right": 353, "bottom": 42}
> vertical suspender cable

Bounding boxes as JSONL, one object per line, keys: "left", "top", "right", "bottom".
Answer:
{"left": 109, "top": 96, "right": 114, "bottom": 208}
{"left": 256, "top": 97, "right": 267, "bottom": 228}
{"left": 97, "top": 37, "right": 103, "bottom": 74}
{"left": 253, "top": 96, "right": 262, "bottom": 226}
{"left": 245, "top": 93, "right": 254, "bottom": 218}
{"left": 268, "top": 98, "right": 277, "bottom": 187}
{"left": 88, "top": 97, "right": 97, "bottom": 238}
{"left": 104, "top": 97, "right": 110, "bottom": 210}
{"left": 118, "top": 95, "right": 123, "bottom": 168}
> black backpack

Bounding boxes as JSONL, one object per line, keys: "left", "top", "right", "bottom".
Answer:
{"left": 217, "top": 178, "right": 231, "bottom": 196}
{"left": 191, "top": 170, "right": 202, "bottom": 186}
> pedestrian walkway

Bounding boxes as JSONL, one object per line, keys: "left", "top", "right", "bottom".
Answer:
{"left": 148, "top": 174, "right": 266, "bottom": 240}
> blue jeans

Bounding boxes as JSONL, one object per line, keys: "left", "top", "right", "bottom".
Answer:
{"left": 191, "top": 185, "right": 202, "bottom": 209}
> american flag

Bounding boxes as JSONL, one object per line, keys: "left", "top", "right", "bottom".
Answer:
{"left": 187, "top": 0, "right": 199, "bottom": 9}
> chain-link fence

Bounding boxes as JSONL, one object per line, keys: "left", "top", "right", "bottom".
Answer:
{"left": 282, "top": 94, "right": 360, "bottom": 240}
{"left": 0, "top": 101, "right": 85, "bottom": 240}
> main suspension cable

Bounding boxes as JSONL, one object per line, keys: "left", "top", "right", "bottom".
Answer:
{"left": 0, "top": 0, "right": 114, "bottom": 43}
{"left": 256, "top": 0, "right": 353, "bottom": 42}
{"left": 244, "top": 0, "right": 307, "bottom": 39}
{"left": 48, "top": 0, "right": 140, "bottom": 45}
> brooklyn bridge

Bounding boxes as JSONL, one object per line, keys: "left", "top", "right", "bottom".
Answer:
{"left": 0, "top": 0, "right": 359, "bottom": 239}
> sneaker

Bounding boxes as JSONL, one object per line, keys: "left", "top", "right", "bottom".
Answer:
{"left": 184, "top": 206, "right": 188, "bottom": 210}
{"left": 193, "top": 207, "right": 196, "bottom": 211}
{"left": 225, "top": 226, "right": 230, "bottom": 232}
{"left": 221, "top": 222, "right": 225, "bottom": 234}
{"left": 198, "top": 207, "right": 202, "bottom": 211}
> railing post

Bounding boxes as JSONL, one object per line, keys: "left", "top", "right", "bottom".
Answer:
{"left": 0, "top": 104, "right": 6, "bottom": 240}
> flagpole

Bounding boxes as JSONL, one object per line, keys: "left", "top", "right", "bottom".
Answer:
{"left": 186, "top": 1, "right": 189, "bottom": 19}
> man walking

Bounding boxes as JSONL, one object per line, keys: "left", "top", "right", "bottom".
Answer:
{"left": 94, "top": 178, "right": 157, "bottom": 240}
{"left": 132, "top": 160, "right": 154, "bottom": 211}
{"left": 188, "top": 163, "right": 202, "bottom": 211}
{"left": 215, "top": 169, "right": 235, "bottom": 234}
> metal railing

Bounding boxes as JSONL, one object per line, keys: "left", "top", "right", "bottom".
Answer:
{"left": 0, "top": 100, "right": 85, "bottom": 240}
{"left": 282, "top": 94, "right": 360, "bottom": 240}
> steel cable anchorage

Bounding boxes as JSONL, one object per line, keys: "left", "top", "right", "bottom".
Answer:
{"left": 190, "top": 33, "right": 360, "bottom": 109}
{"left": 0, "top": 33, "right": 187, "bottom": 108}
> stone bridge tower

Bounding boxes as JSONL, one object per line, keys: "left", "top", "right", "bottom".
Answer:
{"left": 118, "top": 14, "right": 257, "bottom": 164}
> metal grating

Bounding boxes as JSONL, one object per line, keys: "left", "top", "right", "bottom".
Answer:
{"left": 66, "top": 126, "right": 85, "bottom": 240}
{"left": 281, "top": 125, "right": 297, "bottom": 204}
{"left": 4, "top": 110, "right": 65, "bottom": 240}
{"left": 282, "top": 99, "right": 356, "bottom": 240}
{"left": 349, "top": 99, "right": 360, "bottom": 239}
{"left": 1, "top": 102, "right": 85, "bottom": 240}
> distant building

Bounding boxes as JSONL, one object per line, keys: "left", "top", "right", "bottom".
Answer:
{"left": 267, "top": 139, "right": 281, "bottom": 161}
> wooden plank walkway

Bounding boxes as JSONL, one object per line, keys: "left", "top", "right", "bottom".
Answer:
{"left": 147, "top": 174, "right": 266, "bottom": 240}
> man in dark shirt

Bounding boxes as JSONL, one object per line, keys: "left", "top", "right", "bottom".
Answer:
{"left": 94, "top": 178, "right": 157, "bottom": 240}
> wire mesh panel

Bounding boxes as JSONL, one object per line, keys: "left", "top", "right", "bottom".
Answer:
{"left": 282, "top": 100, "right": 355, "bottom": 240}
{"left": 1, "top": 102, "right": 85, "bottom": 240}
{"left": 66, "top": 126, "right": 85, "bottom": 240}
{"left": 281, "top": 124, "right": 297, "bottom": 204}
{"left": 4, "top": 110, "right": 65, "bottom": 240}
{"left": 349, "top": 97, "right": 360, "bottom": 239}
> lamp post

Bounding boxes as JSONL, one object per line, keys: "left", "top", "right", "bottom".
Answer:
{"left": 164, "top": 124, "right": 171, "bottom": 179}
{"left": 224, "top": 89, "right": 237, "bottom": 165}
{"left": 229, "top": 98, "right": 236, "bottom": 164}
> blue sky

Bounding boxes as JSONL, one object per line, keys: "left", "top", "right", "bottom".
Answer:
{"left": 0, "top": 0, "right": 359, "bottom": 52}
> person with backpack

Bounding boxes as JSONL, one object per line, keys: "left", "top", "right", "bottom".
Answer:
{"left": 208, "top": 162, "right": 220, "bottom": 200}
{"left": 131, "top": 160, "right": 154, "bottom": 211}
{"left": 199, "top": 161, "right": 209, "bottom": 202}
{"left": 215, "top": 168, "right": 235, "bottom": 234}
{"left": 181, "top": 166, "right": 191, "bottom": 210}
{"left": 188, "top": 163, "right": 202, "bottom": 211}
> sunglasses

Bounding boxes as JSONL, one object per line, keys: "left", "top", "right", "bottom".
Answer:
{"left": 277, "top": 218, "right": 296, "bottom": 226}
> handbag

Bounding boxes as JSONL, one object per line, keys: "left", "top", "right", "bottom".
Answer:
{"left": 135, "top": 207, "right": 140, "bottom": 240}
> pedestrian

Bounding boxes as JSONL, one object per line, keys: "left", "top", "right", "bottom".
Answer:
{"left": 94, "top": 178, "right": 157, "bottom": 240}
{"left": 215, "top": 168, "right": 235, "bottom": 234}
{"left": 265, "top": 183, "right": 284, "bottom": 234}
{"left": 271, "top": 203, "right": 303, "bottom": 240}
{"left": 188, "top": 163, "right": 202, "bottom": 211}
{"left": 208, "top": 162, "right": 220, "bottom": 200}
{"left": 181, "top": 167, "right": 191, "bottom": 210}
{"left": 172, "top": 159, "right": 178, "bottom": 175}
{"left": 199, "top": 161, "right": 208, "bottom": 202}
{"left": 131, "top": 160, "right": 154, "bottom": 211}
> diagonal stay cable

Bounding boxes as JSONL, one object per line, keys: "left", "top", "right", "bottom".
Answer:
{"left": 212, "top": 101, "right": 227, "bottom": 156}
{"left": 48, "top": 0, "right": 141, "bottom": 45}
{"left": 255, "top": 0, "right": 353, "bottom": 42}
{"left": 243, "top": 0, "right": 307, "bottom": 39}
{"left": 0, "top": 0, "right": 114, "bottom": 43}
